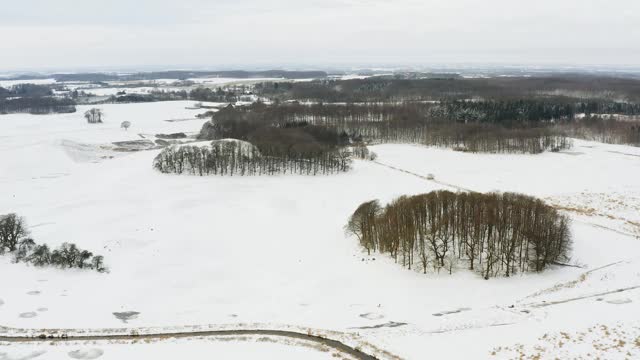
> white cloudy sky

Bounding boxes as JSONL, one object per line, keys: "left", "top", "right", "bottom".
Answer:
{"left": 2, "top": 0, "right": 639, "bottom": 71}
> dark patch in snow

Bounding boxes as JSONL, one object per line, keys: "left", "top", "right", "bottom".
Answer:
{"left": 351, "top": 321, "right": 407, "bottom": 330}
{"left": 113, "top": 311, "right": 140, "bottom": 323}
{"left": 27, "top": 291, "right": 41, "bottom": 296}
{"left": 68, "top": 349, "right": 104, "bottom": 360}
{"left": 359, "top": 312, "right": 384, "bottom": 320}
{"left": 606, "top": 298, "right": 632, "bottom": 305}
{"left": 0, "top": 299, "right": 4, "bottom": 307}
{"left": 432, "top": 307, "right": 471, "bottom": 317}
{"left": 19, "top": 312, "right": 38, "bottom": 319}
{"left": 111, "top": 140, "right": 157, "bottom": 152}
{"left": 37, "top": 308, "right": 48, "bottom": 312}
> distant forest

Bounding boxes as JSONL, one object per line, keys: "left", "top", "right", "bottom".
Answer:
{"left": 0, "top": 84, "right": 75, "bottom": 114}
{"left": 346, "top": 191, "right": 572, "bottom": 279}
{"left": 249, "top": 76, "right": 640, "bottom": 148}
{"left": 255, "top": 75, "right": 640, "bottom": 103}
{"left": 3, "top": 74, "right": 640, "bottom": 146}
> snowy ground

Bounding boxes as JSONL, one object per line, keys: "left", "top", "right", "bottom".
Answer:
{"left": 0, "top": 78, "right": 57, "bottom": 88}
{"left": 1, "top": 101, "right": 639, "bottom": 359}
{"left": 2, "top": 335, "right": 342, "bottom": 360}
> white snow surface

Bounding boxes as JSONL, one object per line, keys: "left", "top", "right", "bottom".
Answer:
{"left": 0, "top": 78, "right": 57, "bottom": 88}
{"left": 1, "top": 101, "right": 640, "bottom": 359}
{"left": 1, "top": 336, "right": 339, "bottom": 360}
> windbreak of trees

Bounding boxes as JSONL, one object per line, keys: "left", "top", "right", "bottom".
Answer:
{"left": 346, "top": 191, "right": 572, "bottom": 279}
{"left": 153, "top": 139, "right": 352, "bottom": 176}
{"left": 0, "top": 213, "right": 106, "bottom": 272}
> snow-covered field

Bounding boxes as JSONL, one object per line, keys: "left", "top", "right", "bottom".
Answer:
{"left": 1, "top": 101, "right": 639, "bottom": 359}
{"left": 3, "top": 336, "right": 339, "bottom": 360}
{"left": 0, "top": 78, "right": 57, "bottom": 88}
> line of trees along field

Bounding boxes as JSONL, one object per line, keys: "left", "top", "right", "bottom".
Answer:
{"left": 0, "top": 213, "right": 106, "bottom": 272}
{"left": 346, "top": 191, "right": 571, "bottom": 279}
{"left": 153, "top": 140, "right": 352, "bottom": 176}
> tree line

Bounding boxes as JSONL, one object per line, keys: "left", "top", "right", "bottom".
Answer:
{"left": 198, "top": 102, "right": 572, "bottom": 154}
{"left": 0, "top": 213, "right": 106, "bottom": 272}
{"left": 254, "top": 75, "right": 640, "bottom": 103}
{"left": 562, "top": 115, "right": 640, "bottom": 146}
{"left": 0, "top": 84, "right": 76, "bottom": 114}
{"left": 154, "top": 139, "right": 352, "bottom": 176}
{"left": 346, "top": 191, "right": 572, "bottom": 279}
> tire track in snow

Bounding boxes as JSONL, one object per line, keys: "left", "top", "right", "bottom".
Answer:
{"left": 372, "top": 159, "right": 640, "bottom": 238}
{"left": 523, "top": 285, "right": 640, "bottom": 308}
{"left": 372, "top": 160, "right": 474, "bottom": 192}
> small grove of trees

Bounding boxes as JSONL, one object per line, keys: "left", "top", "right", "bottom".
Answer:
{"left": 346, "top": 191, "right": 571, "bottom": 279}
{"left": 0, "top": 213, "right": 106, "bottom": 272}
{"left": 154, "top": 140, "right": 352, "bottom": 176}
{"left": 84, "top": 108, "right": 104, "bottom": 124}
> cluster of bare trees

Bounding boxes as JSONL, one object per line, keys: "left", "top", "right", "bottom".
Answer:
{"left": 153, "top": 140, "right": 352, "bottom": 176}
{"left": 346, "top": 191, "right": 571, "bottom": 279}
{"left": 84, "top": 108, "right": 104, "bottom": 123}
{"left": 0, "top": 213, "right": 106, "bottom": 272}
{"left": 350, "top": 144, "right": 377, "bottom": 160}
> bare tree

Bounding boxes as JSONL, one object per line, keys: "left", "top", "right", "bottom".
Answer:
{"left": 121, "top": 121, "right": 131, "bottom": 131}
{"left": 0, "top": 213, "right": 28, "bottom": 253}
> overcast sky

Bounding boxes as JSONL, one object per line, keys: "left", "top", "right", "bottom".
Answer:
{"left": 2, "top": 0, "right": 639, "bottom": 71}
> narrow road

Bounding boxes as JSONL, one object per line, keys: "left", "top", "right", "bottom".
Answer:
{"left": 0, "top": 329, "right": 380, "bottom": 360}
